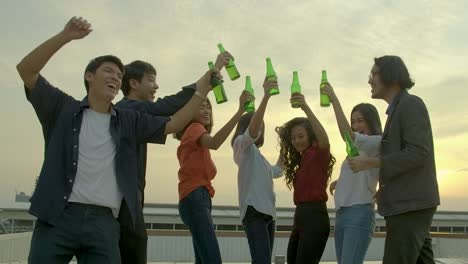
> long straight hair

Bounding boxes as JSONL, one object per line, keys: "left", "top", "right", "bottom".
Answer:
{"left": 351, "top": 103, "right": 382, "bottom": 135}
{"left": 174, "top": 98, "right": 213, "bottom": 141}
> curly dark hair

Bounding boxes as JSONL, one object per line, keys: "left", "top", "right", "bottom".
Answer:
{"left": 276, "top": 117, "right": 336, "bottom": 190}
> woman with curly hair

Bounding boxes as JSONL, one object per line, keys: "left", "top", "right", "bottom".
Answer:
{"left": 277, "top": 93, "right": 336, "bottom": 264}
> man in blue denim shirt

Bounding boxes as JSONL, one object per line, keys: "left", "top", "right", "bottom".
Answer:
{"left": 116, "top": 55, "right": 231, "bottom": 264}
{"left": 17, "top": 16, "right": 214, "bottom": 264}
{"left": 116, "top": 60, "right": 197, "bottom": 264}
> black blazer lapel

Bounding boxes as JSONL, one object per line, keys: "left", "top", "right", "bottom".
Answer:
{"left": 382, "top": 90, "right": 407, "bottom": 139}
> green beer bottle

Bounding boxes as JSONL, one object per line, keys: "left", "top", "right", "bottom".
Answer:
{"left": 244, "top": 76, "right": 255, "bottom": 112}
{"left": 290, "top": 71, "right": 302, "bottom": 108}
{"left": 217, "top": 43, "right": 240, "bottom": 81}
{"left": 208, "top": 61, "right": 227, "bottom": 104}
{"left": 320, "top": 70, "right": 330, "bottom": 107}
{"left": 344, "top": 131, "right": 360, "bottom": 157}
{"left": 266, "top": 57, "right": 279, "bottom": 95}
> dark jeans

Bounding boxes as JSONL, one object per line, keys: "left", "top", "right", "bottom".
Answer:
{"left": 118, "top": 201, "right": 147, "bottom": 264}
{"left": 179, "top": 187, "right": 222, "bottom": 264}
{"left": 242, "top": 206, "right": 275, "bottom": 264}
{"left": 287, "top": 202, "right": 330, "bottom": 264}
{"left": 383, "top": 207, "right": 437, "bottom": 264}
{"left": 28, "top": 202, "right": 121, "bottom": 264}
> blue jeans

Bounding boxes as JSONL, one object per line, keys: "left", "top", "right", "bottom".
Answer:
{"left": 178, "top": 187, "right": 222, "bottom": 264}
{"left": 334, "top": 204, "right": 375, "bottom": 264}
{"left": 28, "top": 202, "right": 121, "bottom": 264}
{"left": 242, "top": 206, "right": 275, "bottom": 264}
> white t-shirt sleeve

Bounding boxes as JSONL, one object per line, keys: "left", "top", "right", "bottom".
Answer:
{"left": 233, "top": 128, "right": 260, "bottom": 164}
{"left": 354, "top": 132, "right": 382, "bottom": 157}
{"left": 271, "top": 165, "right": 283, "bottom": 179}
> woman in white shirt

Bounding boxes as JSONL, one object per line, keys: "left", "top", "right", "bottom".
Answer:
{"left": 231, "top": 77, "right": 283, "bottom": 264}
{"left": 322, "top": 84, "right": 382, "bottom": 264}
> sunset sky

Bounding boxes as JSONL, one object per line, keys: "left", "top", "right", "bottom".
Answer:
{"left": 1, "top": 0, "right": 467, "bottom": 211}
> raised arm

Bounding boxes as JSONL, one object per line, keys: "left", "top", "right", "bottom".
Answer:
{"left": 17, "top": 17, "right": 92, "bottom": 90}
{"left": 272, "top": 128, "right": 285, "bottom": 179}
{"left": 127, "top": 84, "right": 196, "bottom": 116}
{"left": 199, "top": 91, "right": 252, "bottom": 150}
{"left": 249, "top": 77, "right": 277, "bottom": 138}
{"left": 147, "top": 51, "right": 233, "bottom": 116}
{"left": 321, "top": 83, "right": 355, "bottom": 141}
{"left": 291, "top": 93, "right": 330, "bottom": 148}
{"left": 214, "top": 51, "right": 234, "bottom": 71}
{"left": 163, "top": 70, "right": 215, "bottom": 134}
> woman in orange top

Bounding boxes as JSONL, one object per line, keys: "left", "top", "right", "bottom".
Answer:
{"left": 175, "top": 91, "right": 250, "bottom": 264}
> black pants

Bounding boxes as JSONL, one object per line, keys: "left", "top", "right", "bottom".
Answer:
{"left": 118, "top": 201, "right": 148, "bottom": 264}
{"left": 383, "top": 207, "right": 437, "bottom": 264}
{"left": 28, "top": 202, "right": 121, "bottom": 264}
{"left": 287, "top": 202, "right": 330, "bottom": 264}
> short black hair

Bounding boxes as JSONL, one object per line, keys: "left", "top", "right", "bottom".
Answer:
{"left": 374, "top": 55, "right": 415, "bottom": 90}
{"left": 84, "top": 55, "right": 124, "bottom": 93}
{"left": 121, "top": 60, "right": 157, "bottom": 96}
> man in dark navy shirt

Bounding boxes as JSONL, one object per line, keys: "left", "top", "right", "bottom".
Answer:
{"left": 17, "top": 16, "right": 214, "bottom": 264}
{"left": 116, "top": 54, "right": 231, "bottom": 264}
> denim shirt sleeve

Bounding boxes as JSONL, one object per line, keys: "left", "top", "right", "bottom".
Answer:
{"left": 132, "top": 111, "right": 171, "bottom": 144}
{"left": 116, "top": 99, "right": 171, "bottom": 144}
{"left": 144, "top": 83, "right": 196, "bottom": 116}
{"left": 24, "top": 75, "right": 75, "bottom": 143}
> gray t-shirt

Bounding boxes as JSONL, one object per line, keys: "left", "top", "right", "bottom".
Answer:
{"left": 233, "top": 129, "right": 283, "bottom": 221}
{"left": 334, "top": 132, "right": 381, "bottom": 210}
{"left": 69, "top": 109, "right": 123, "bottom": 217}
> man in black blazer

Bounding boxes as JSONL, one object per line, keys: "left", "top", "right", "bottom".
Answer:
{"left": 348, "top": 55, "right": 440, "bottom": 264}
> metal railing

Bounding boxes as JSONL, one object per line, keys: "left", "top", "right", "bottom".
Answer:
{"left": 0, "top": 232, "right": 31, "bottom": 263}
{"left": 1, "top": 231, "right": 468, "bottom": 263}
